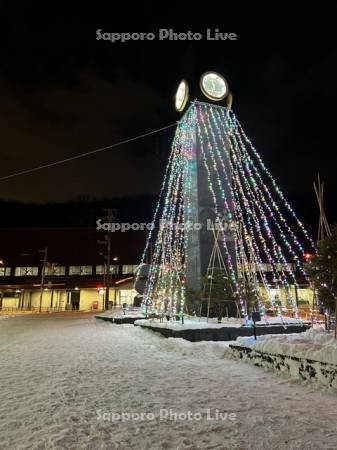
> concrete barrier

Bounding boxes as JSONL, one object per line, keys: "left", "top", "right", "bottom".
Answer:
{"left": 135, "top": 323, "right": 311, "bottom": 342}
{"left": 229, "top": 344, "right": 337, "bottom": 389}
{"left": 96, "top": 316, "right": 144, "bottom": 324}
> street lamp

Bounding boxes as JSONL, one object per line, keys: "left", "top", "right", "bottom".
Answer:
{"left": 38, "top": 248, "right": 48, "bottom": 312}
{"left": 98, "top": 236, "right": 112, "bottom": 310}
{"left": 20, "top": 249, "right": 49, "bottom": 312}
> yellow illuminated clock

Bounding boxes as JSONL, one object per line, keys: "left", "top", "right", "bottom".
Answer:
{"left": 200, "top": 72, "right": 228, "bottom": 101}
{"left": 175, "top": 80, "right": 189, "bottom": 112}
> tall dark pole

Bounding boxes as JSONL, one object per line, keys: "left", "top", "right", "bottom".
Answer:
{"left": 98, "top": 209, "right": 116, "bottom": 311}
{"left": 103, "top": 260, "right": 107, "bottom": 310}
{"left": 294, "top": 284, "right": 299, "bottom": 308}
{"left": 104, "top": 208, "right": 115, "bottom": 310}
{"left": 105, "top": 232, "right": 111, "bottom": 310}
{"left": 98, "top": 241, "right": 109, "bottom": 310}
{"left": 0, "top": 259, "right": 4, "bottom": 311}
{"left": 39, "top": 247, "right": 48, "bottom": 312}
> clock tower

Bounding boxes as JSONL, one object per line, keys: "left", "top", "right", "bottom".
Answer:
{"left": 175, "top": 73, "right": 238, "bottom": 313}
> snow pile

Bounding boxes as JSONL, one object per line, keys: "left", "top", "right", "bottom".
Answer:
{"left": 235, "top": 328, "right": 337, "bottom": 366}
{"left": 161, "top": 337, "right": 235, "bottom": 359}
{"left": 2, "top": 317, "right": 337, "bottom": 449}
{"left": 135, "top": 315, "right": 306, "bottom": 331}
{"left": 256, "top": 316, "right": 305, "bottom": 326}
{"left": 99, "top": 307, "right": 145, "bottom": 319}
{"left": 135, "top": 318, "right": 243, "bottom": 330}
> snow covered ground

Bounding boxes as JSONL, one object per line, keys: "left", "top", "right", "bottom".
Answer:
{"left": 99, "top": 307, "right": 145, "bottom": 319}
{"left": 135, "top": 317, "right": 243, "bottom": 329}
{"left": 1, "top": 317, "right": 337, "bottom": 449}
{"left": 235, "top": 328, "right": 337, "bottom": 366}
{"left": 135, "top": 315, "right": 306, "bottom": 330}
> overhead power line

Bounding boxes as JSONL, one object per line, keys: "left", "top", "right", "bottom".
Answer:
{"left": 0, "top": 122, "right": 177, "bottom": 182}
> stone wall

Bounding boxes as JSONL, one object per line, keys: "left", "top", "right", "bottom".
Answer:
{"left": 230, "top": 345, "right": 337, "bottom": 389}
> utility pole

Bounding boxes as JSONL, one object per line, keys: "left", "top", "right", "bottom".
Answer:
{"left": 102, "top": 258, "right": 107, "bottom": 310}
{"left": 105, "top": 231, "right": 111, "bottom": 310}
{"left": 38, "top": 247, "right": 48, "bottom": 312}
{"left": 98, "top": 238, "right": 109, "bottom": 310}
{"left": 0, "top": 258, "right": 4, "bottom": 311}
{"left": 98, "top": 209, "right": 116, "bottom": 310}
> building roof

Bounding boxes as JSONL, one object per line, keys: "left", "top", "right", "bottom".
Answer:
{"left": 0, "top": 277, "right": 130, "bottom": 290}
{"left": 0, "top": 228, "right": 146, "bottom": 266}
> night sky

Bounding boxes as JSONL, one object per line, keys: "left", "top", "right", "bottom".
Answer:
{"left": 1, "top": 9, "right": 336, "bottom": 228}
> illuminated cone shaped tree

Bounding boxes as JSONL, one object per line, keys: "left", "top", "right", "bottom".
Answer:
{"left": 139, "top": 101, "right": 315, "bottom": 319}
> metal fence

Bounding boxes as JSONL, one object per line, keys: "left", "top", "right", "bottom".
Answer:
{"left": 0, "top": 306, "right": 90, "bottom": 313}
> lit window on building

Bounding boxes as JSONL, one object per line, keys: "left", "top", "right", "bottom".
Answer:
{"left": 0, "top": 267, "right": 11, "bottom": 276}
{"left": 14, "top": 267, "right": 39, "bottom": 276}
{"left": 109, "top": 265, "right": 119, "bottom": 274}
{"left": 122, "top": 264, "right": 138, "bottom": 274}
{"left": 45, "top": 265, "right": 66, "bottom": 276}
{"left": 96, "top": 265, "right": 119, "bottom": 275}
{"left": 95, "top": 265, "right": 105, "bottom": 275}
{"left": 69, "top": 266, "right": 93, "bottom": 275}
{"left": 119, "top": 290, "right": 134, "bottom": 305}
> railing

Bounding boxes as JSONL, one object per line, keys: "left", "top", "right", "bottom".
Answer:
{"left": 0, "top": 306, "right": 102, "bottom": 313}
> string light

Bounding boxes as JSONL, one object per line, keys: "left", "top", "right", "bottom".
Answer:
{"left": 139, "top": 101, "right": 314, "bottom": 320}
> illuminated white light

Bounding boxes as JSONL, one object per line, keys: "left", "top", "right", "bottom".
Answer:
{"left": 175, "top": 80, "right": 189, "bottom": 112}
{"left": 200, "top": 72, "right": 228, "bottom": 101}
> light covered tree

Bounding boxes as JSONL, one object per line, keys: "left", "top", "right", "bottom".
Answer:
{"left": 306, "top": 225, "right": 337, "bottom": 312}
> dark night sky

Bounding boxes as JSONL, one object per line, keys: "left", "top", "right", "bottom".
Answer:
{"left": 0, "top": 8, "right": 336, "bottom": 226}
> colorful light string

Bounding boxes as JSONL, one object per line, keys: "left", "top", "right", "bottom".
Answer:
{"left": 139, "top": 101, "right": 315, "bottom": 319}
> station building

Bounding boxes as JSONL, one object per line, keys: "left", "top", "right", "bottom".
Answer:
{"left": 0, "top": 228, "right": 146, "bottom": 311}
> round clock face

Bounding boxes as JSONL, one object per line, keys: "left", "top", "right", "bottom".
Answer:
{"left": 175, "top": 80, "right": 189, "bottom": 112}
{"left": 200, "top": 72, "right": 228, "bottom": 101}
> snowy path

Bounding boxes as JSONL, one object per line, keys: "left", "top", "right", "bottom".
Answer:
{"left": 1, "top": 317, "right": 337, "bottom": 450}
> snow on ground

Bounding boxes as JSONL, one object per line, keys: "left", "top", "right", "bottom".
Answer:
{"left": 235, "top": 327, "right": 337, "bottom": 366}
{"left": 135, "top": 315, "right": 306, "bottom": 330}
{"left": 135, "top": 317, "right": 242, "bottom": 329}
{"left": 254, "top": 316, "right": 308, "bottom": 326}
{"left": 0, "top": 314, "right": 16, "bottom": 319}
{"left": 1, "top": 317, "right": 337, "bottom": 449}
{"left": 99, "top": 307, "right": 145, "bottom": 319}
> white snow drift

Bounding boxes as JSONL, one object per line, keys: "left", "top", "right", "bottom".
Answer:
{"left": 1, "top": 317, "right": 337, "bottom": 449}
